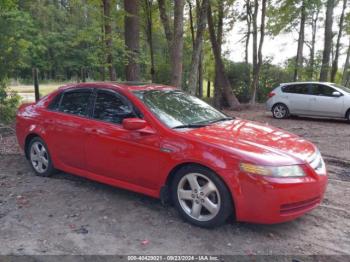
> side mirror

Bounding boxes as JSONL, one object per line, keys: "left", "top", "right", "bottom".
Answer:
{"left": 332, "top": 91, "right": 342, "bottom": 97}
{"left": 122, "top": 118, "right": 148, "bottom": 131}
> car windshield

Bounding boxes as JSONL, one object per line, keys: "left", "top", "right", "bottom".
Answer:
{"left": 133, "top": 90, "right": 230, "bottom": 128}
{"left": 330, "top": 83, "right": 350, "bottom": 93}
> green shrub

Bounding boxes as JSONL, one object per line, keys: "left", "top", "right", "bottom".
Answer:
{"left": 0, "top": 81, "right": 20, "bottom": 124}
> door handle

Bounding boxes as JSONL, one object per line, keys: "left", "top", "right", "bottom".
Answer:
{"left": 84, "top": 128, "right": 103, "bottom": 135}
{"left": 84, "top": 127, "right": 96, "bottom": 134}
{"left": 44, "top": 119, "right": 54, "bottom": 124}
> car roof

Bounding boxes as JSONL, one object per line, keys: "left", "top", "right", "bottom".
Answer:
{"left": 58, "top": 82, "right": 177, "bottom": 92}
{"left": 280, "top": 81, "right": 334, "bottom": 86}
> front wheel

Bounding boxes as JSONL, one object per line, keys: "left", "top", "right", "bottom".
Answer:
{"left": 272, "top": 103, "right": 289, "bottom": 119}
{"left": 171, "top": 165, "right": 233, "bottom": 228}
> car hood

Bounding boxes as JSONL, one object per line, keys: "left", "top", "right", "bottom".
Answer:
{"left": 185, "top": 119, "right": 316, "bottom": 166}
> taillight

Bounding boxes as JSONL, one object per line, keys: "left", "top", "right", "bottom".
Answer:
{"left": 268, "top": 92, "right": 275, "bottom": 98}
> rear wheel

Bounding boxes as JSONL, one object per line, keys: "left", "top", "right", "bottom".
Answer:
{"left": 171, "top": 165, "right": 233, "bottom": 228}
{"left": 346, "top": 110, "right": 350, "bottom": 123}
{"left": 28, "top": 137, "right": 55, "bottom": 177}
{"left": 272, "top": 103, "right": 289, "bottom": 119}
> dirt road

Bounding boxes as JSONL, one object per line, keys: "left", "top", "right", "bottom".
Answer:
{"left": 0, "top": 109, "right": 349, "bottom": 255}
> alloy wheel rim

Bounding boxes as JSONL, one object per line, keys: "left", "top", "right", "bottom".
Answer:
{"left": 30, "top": 141, "right": 49, "bottom": 173}
{"left": 274, "top": 105, "right": 286, "bottom": 118}
{"left": 177, "top": 173, "right": 221, "bottom": 222}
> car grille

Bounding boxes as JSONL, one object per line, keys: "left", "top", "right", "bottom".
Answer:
{"left": 280, "top": 197, "right": 321, "bottom": 215}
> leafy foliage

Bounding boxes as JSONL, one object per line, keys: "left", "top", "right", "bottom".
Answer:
{"left": 0, "top": 0, "right": 349, "bottom": 122}
{"left": 0, "top": 81, "right": 20, "bottom": 124}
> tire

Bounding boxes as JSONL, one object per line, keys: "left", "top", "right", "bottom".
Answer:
{"left": 171, "top": 165, "right": 233, "bottom": 228}
{"left": 28, "top": 137, "right": 55, "bottom": 177}
{"left": 272, "top": 103, "right": 289, "bottom": 119}
{"left": 346, "top": 110, "right": 350, "bottom": 123}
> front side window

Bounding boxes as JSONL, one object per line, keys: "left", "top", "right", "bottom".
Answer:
{"left": 311, "top": 84, "right": 336, "bottom": 96}
{"left": 59, "top": 90, "right": 92, "bottom": 116}
{"left": 93, "top": 90, "right": 135, "bottom": 124}
{"left": 133, "top": 90, "right": 228, "bottom": 128}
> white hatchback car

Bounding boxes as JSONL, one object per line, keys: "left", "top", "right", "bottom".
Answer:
{"left": 266, "top": 82, "right": 350, "bottom": 121}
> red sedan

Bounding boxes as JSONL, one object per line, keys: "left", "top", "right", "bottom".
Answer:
{"left": 16, "top": 82, "right": 328, "bottom": 227}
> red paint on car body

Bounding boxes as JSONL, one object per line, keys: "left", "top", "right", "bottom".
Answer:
{"left": 16, "top": 82, "right": 327, "bottom": 224}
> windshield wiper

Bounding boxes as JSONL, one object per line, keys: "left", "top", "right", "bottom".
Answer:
{"left": 194, "top": 117, "right": 233, "bottom": 125}
{"left": 172, "top": 117, "right": 233, "bottom": 129}
{"left": 172, "top": 124, "right": 208, "bottom": 129}
{"left": 208, "top": 117, "right": 233, "bottom": 124}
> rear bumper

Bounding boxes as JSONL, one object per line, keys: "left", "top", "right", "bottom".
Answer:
{"left": 266, "top": 99, "right": 274, "bottom": 111}
{"left": 15, "top": 116, "right": 26, "bottom": 151}
{"left": 232, "top": 165, "right": 328, "bottom": 224}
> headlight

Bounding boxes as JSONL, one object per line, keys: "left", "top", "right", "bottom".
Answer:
{"left": 240, "top": 163, "right": 305, "bottom": 177}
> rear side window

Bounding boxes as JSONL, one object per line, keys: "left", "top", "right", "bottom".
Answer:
{"left": 93, "top": 90, "right": 135, "bottom": 124}
{"left": 282, "top": 84, "right": 309, "bottom": 94}
{"left": 48, "top": 92, "right": 62, "bottom": 111}
{"left": 59, "top": 90, "right": 92, "bottom": 117}
{"left": 310, "top": 84, "right": 336, "bottom": 96}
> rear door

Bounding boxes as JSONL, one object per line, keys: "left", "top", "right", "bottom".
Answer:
{"left": 281, "top": 84, "right": 311, "bottom": 114}
{"left": 48, "top": 88, "right": 93, "bottom": 169}
{"left": 309, "top": 84, "right": 344, "bottom": 117}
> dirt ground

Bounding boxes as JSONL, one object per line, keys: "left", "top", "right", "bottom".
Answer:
{"left": 0, "top": 108, "right": 349, "bottom": 256}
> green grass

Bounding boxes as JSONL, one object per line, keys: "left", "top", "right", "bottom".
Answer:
{"left": 202, "top": 79, "right": 215, "bottom": 98}
{"left": 8, "top": 83, "right": 63, "bottom": 95}
{"left": 8, "top": 83, "right": 65, "bottom": 103}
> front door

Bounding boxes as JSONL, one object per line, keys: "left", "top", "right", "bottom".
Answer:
{"left": 84, "top": 89, "right": 162, "bottom": 190}
{"left": 309, "top": 84, "right": 344, "bottom": 117}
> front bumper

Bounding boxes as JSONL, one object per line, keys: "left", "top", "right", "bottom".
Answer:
{"left": 233, "top": 164, "right": 328, "bottom": 224}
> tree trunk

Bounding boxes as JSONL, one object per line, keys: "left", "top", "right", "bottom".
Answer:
{"left": 188, "top": 0, "right": 195, "bottom": 48}
{"left": 102, "top": 0, "right": 117, "bottom": 81}
{"left": 196, "top": 0, "right": 203, "bottom": 97}
{"left": 198, "top": 50, "right": 203, "bottom": 97}
{"left": 157, "top": 0, "right": 185, "bottom": 88}
{"left": 213, "top": 0, "right": 224, "bottom": 107}
{"left": 245, "top": 0, "right": 252, "bottom": 66}
{"left": 207, "top": 80, "right": 211, "bottom": 98}
{"left": 207, "top": 2, "right": 240, "bottom": 109}
{"left": 342, "top": 37, "right": 350, "bottom": 86}
{"left": 188, "top": 0, "right": 209, "bottom": 95}
{"left": 245, "top": 0, "right": 252, "bottom": 87}
{"left": 331, "top": 0, "right": 347, "bottom": 82}
{"left": 320, "top": 0, "right": 335, "bottom": 82}
{"left": 250, "top": 0, "right": 258, "bottom": 104}
{"left": 100, "top": 10, "right": 106, "bottom": 81}
{"left": 125, "top": 0, "right": 140, "bottom": 81}
{"left": 188, "top": 0, "right": 198, "bottom": 95}
{"left": 293, "top": 0, "right": 306, "bottom": 81}
{"left": 33, "top": 68, "right": 40, "bottom": 102}
{"left": 157, "top": 0, "right": 172, "bottom": 48}
{"left": 250, "top": 0, "right": 266, "bottom": 105}
{"left": 188, "top": 0, "right": 203, "bottom": 96}
{"left": 170, "top": 0, "right": 185, "bottom": 88}
{"left": 81, "top": 68, "right": 86, "bottom": 82}
{"left": 144, "top": 0, "right": 156, "bottom": 82}
{"left": 308, "top": 9, "right": 319, "bottom": 79}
